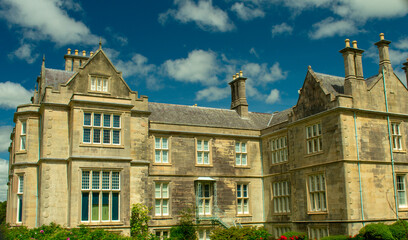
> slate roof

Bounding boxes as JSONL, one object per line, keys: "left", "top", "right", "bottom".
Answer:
{"left": 267, "top": 108, "right": 292, "bottom": 127}
{"left": 44, "top": 68, "right": 75, "bottom": 89}
{"left": 148, "top": 102, "right": 272, "bottom": 130}
{"left": 314, "top": 72, "right": 345, "bottom": 95}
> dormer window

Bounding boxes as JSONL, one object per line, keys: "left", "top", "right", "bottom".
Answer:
{"left": 90, "top": 76, "right": 108, "bottom": 92}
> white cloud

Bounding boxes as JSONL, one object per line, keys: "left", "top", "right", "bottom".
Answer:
{"left": 195, "top": 86, "right": 229, "bottom": 101}
{"left": 389, "top": 49, "right": 408, "bottom": 67}
{"left": 395, "top": 38, "right": 408, "bottom": 50}
{"left": 0, "top": 81, "right": 33, "bottom": 109}
{"left": 163, "top": 50, "right": 220, "bottom": 85}
{"left": 8, "top": 44, "right": 39, "bottom": 64}
{"left": 394, "top": 68, "right": 407, "bottom": 87}
{"left": 266, "top": 89, "right": 280, "bottom": 104}
{"left": 0, "top": 0, "right": 99, "bottom": 45}
{"left": 271, "top": 23, "right": 293, "bottom": 37}
{"left": 0, "top": 159, "right": 9, "bottom": 201}
{"left": 0, "top": 126, "right": 12, "bottom": 152}
{"left": 230, "top": 2, "right": 265, "bottom": 21}
{"left": 309, "top": 17, "right": 358, "bottom": 39}
{"left": 242, "top": 62, "right": 287, "bottom": 85}
{"left": 159, "top": 0, "right": 235, "bottom": 32}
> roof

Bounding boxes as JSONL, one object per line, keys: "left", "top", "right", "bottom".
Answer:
{"left": 44, "top": 68, "right": 75, "bottom": 89}
{"left": 314, "top": 72, "right": 345, "bottom": 95}
{"left": 267, "top": 108, "right": 292, "bottom": 127}
{"left": 148, "top": 102, "right": 272, "bottom": 130}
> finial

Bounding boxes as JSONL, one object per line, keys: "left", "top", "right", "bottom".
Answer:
{"left": 345, "top": 39, "right": 350, "bottom": 48}
{"left": 42, "top": 54, "right": 45, "bottom": 63}
{"left": 380, "top": 33, "right": 385, "bottom": 40}
{"left": 99, "top": 38, "right": 102, "bottom": 49}
{"left": 352, "top": 40, "right": 358, "bottom": 49}
{"left": 42, "top": 54, "right": 45, "bottom": 67}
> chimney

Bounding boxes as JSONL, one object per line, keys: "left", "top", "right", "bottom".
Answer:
{"left": 64, "top": 48, "right": 90, "bottom": 72}
{"left": 229, "top": 70, "right": 249, "bottom": 118}
{"left": 339, "top": 39, "right": 365, "bottom": 95}
{"left": 403, "top": 58, "right": 408, "bottom": 84}
{"left": 375, "top": 33, "right": 393, "bottom": 73}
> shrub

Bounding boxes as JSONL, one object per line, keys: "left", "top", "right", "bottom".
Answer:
{"left": 130, "top": 203, "right": 151, "bottom": 239}
{"left": 359, "top": 223, "right": 394, "bottom": 240}
{"left": 278, "top": 231, "right": 307, "bottom": 240}
{"left": 321, "top": 235, "right": 350, "bottom": 240}
{"left": 169, "top": 208, "right": 197, "bottom": 240}
{"left": 389, "top": 220, "right": 408, "bottom": 240}
{"left": 209, "top": 226, "right": 270, "bottom": 240}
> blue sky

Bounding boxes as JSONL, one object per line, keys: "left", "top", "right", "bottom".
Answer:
{"left": 0, "top": 0, "right": 408, "bottom": 201}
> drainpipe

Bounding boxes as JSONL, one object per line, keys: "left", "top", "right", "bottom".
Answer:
{"left": 35, "top": 114, "right": 42, "bottom": 227}
{"left": 353, "top": 112, "right": 365, "bottom": 226}
{"left": 382, "top": 66, "right": 398, "bottom": 219}
{"left": 259, "top": 139, "right": 266, "bottom": 224}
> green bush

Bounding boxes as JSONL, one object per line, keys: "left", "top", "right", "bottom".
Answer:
{"left": 278, "top": 231, "right": 307, "bottom": 240}
{"left": 321, "top": 235, "right": 350, "bottom": 240}
{"left": 169, "top": 209, "right": 197, "bottom": 240}
{"left": 389, "top": 220, "right": 408, "bottom": 240}
{"left": 359, "top": 223, "right": 395, "bottom": 240}
{"left": 209, "top": 226, "right": 270, "bottom": 240}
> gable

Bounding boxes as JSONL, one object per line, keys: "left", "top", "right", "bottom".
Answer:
{"left": 65, "top": 50, "right": 132, "bottom": 98}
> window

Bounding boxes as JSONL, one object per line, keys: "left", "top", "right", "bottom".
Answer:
{"left": 274, "top": 226, "right": 291, "bottom": 239}
{"left": 237, "top": 184, "right": 249, "bottom": 214}
{"left": 197, "top": 182, "right": 213, "bottom": 216}
{"left": 155, "top": 230, "right": 170, "bottom": 240}
{"left": 270, "top": 136, "right": 288, "bottom": 164}
{"left": 83, "top": 112, "right": 121, "bottom": 145}
{"left": 198, "top": 229, "right": 211, "bottom": 240}
{"left": 155, "top": 137, "right": 169, "bottom": 163}
{"left": 309, "top": 226, "right": 329, "bottom": 240}
{"left": 90, "top": 76, "right": 109, "bottom": 92}
{"left": 196, "top": 139, "right": 210, "bottom": 165}
{"left": 308, "top": 174, "right": 327, "bottom": 212}
{"left": 306, "top": 123, "right": 322, "bottom": 154}
{"left": 273, "top": 181, "right": 290, "bottom": 213}
{"left": 20, "top": 121, "right": 27, "bottom": 150}
{"left": 397, "top": 175, "right": 407, "bottom": 208}
{"left": 17, "top": 175, "right": 24, "bottom": 223}
{"left": 235, "top": 141, "right": 247, "bottom": 166}
{"left": 392, "top": 123, "right": 403, "bottom": 150}
{"left": 155, "top": 183, "right": 169, "bottom": 216}
{"left": 81, "top": 170, "right": 120, "bottom": 222}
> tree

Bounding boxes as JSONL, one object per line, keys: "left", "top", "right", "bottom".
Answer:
{"left": 169, "top": 208, "right": 197, "bottom": 240}
{"left": 0, "top": 201, "right": 6, "bottom": 225}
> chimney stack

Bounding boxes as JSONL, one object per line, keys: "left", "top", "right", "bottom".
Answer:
{"left": 375, "top": 33, "right": 393, "bottom": 73}
{"left": 403, "top": 58, "right": 408, "bottom": 84}
{"left": 339, "top": 38, "right": 365, "bottom": 95}
{"left": 229, "top": 70, "right": 249, "bottom": 118}
{"left": 64, "top": 48, "right": 90, "bottom": 71}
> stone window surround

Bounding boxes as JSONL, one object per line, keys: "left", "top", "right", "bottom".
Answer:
{"left": 308, "top": 225, "right": 329, "bottom": 240}
{"left": 306, "top": 122, "right": 323, "bottom": 155}
{"left": 397, "top": 174, "right": 407, "bottom": 209}
{"left": 391, "top": 121, "right": 404, "bottom": 152}
{"left": 153, "top": 135, "right": 171, "bottom": 165}
{"left": 307, "top": 172, "right": 327, "bottom": 214}
{"left": 82, "top": 111, "right": 122, "bottom": 147}
{"left": 17, "top": 174, "right": 24, "bottom": 223}
{"left": 236, "top": 182, "right": 250, "bottom": 215}
{"left": 88, "top": 74, "right": 111, "bottom": 94}
{"left": 272, "top": 181, "right": 290, "bottom": 214}
{"left": 154, "top": 182, "right": 170, "bottom": 217}
{"left": 19, "top": 120, "right": 27, "bottom": 152}
{"left": 270, "top": 135, "right": 288, "bottom": 164}
{"left": 235, "top": 140, "right": 248, "bottom": 167}
{"left": 195, "top": 138, "right": 213, "bottom": 166}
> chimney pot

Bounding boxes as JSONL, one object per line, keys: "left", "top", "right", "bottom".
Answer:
{"left": 90, "top": 51, "right": 94, "bottom": 56}
{"left": 352, "top": 40, "right": 358, "bottom": 49}
{"left": 82, "top": 50, "right": 86, "bottom": 56}
{"left": 345, "top": 39, "right": 350, "bottom": 48}
{"left": 380, "top": 33, "right": 385, "bottom": 40}
{"left": 74, "top": 49, "right": 78, "bottom": 55}
{"left": 67, "top": 48, "right": 71, "bottom": 55}
{"left": 239, "top": 70, "right": 243, "bottom": 77}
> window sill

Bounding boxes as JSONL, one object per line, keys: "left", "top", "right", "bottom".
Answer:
{"left": 80, "top": 144, "right": 124, "bottom": 149}
{"left": 270, "top": 161, "right": 288, "bottom": 166}
{"left": 304, "top": 151, "right": 324, "bottom": 157}
{"left": 195, "top": 164, "right": 213, "bottom": 167}
{"left": 236, "top": 214, "right": 252, "bottom": 217}
{"left": 307, "top": 211, "right": 328, "bottom": 215}
{"left": 152, "top": 216, "right": 173, "bottom": 220}
{"left": 153, "top": 163, "right": 172, "bottom": 166}
{"left": 88, "top": 90, "right": 111, "bottom": 95}
{"left": 393, "top": 150, "right": 406, "bottom": 154}
{"left": 16, "top": 151, "right": 27, "bottom": 155}
{"left": 80, "top": 221, "right": 123, "bottom": 226}
{"left": 398, "top": 208, "right": 408, "bottom": 212}
{"left": 272, "top": 212, "right": 291, "bottom": 216}
{"left": 235, "top": 165, "right": 250, "bottom": 169}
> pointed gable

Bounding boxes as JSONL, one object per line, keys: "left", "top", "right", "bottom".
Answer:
{"left": 65, "top": 49, "right": 132, "bottom": 98}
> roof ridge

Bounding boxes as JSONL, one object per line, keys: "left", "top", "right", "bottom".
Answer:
{"left": 314, "top": 72, "right": 344, "bottom": 78}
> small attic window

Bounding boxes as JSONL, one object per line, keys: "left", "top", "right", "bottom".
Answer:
{"left": 90, "top": 76, "right": 109, "bottom": 92}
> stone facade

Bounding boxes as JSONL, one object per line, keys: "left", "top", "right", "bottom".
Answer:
{"left": 6, "top": 34, "right": 408, "bottom": 239}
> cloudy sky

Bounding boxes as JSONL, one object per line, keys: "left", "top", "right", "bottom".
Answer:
{"left": 0, "top": 0, "right": 408, "bottom": 201}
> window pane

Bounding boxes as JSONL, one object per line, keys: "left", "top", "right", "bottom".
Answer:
{"left": 102, "top": 172, "right": 110, "bottom": 190}
{"left": 155, "top": 138, "right": 161, "bottom": 149}
{"left": 162, "top": 138, "right": 168, "bottom": 149}
{"left": 243, "top": 185, "right": 248, "bottom": 197}
{"left": 197, "top": 152, "right": 203, "bottom": 164}
{"left": 83, "top": 129, "right": 91, "bottom": 143}
{"left": 112, "top": 172, "right": 120, "bottom": 190}
{"left": 103, "top": 130, "right": 110, "bottom": 144}
{"left": 237, "top": 185, "right": 241, "bottom": 198}
{"left": 102, "top": 193, "right": 109, "bottom": 221}
{"left": 81, "top": 193, "right": 89, "bottom": 221}
{"left": 20, "top": 136, "right": 26, "bottom": 150}
{"left": 18, "top": 176, "right": 24, "bottom": 193}
{"left": 91, "top": 78, "right": 96, "bottom": 91}
{"left": 93, "top": 129, "right": 101, "bottom": 143}
{"left": 235, "top": 143, "right": 240, "bottom": 152}
{"left": 103, "top": 114, "right": 111, "bottom": 127}
{"left": 162, "top": 199, "right": 168, "bottom": 215}
{"left": 92, "top": 172, "right": 100, "bottom": 190}
{"left": 204, "top": 141, "right": 209, "bottom": 151}
{"left": 17, "top": 195, "right": 23, "bottom": 222}
{"left": 113, "top": 115, "right": 120, "bottom": 128}
{"left": 82, "top": 171, "right": 90, "bottom": 190}
{"left": 155, "top": 200, "right": 161, "bottom": 215}
{"left": 241, "top": 143, "right": 246, "bottom": 153}
{"left": 243, "top": 199, "right": 248, "bottom": 213}
{"left": 113, "top": 130, "right": 120, "bottom": 144}
{"left": 84, "top": 113, "right": 91, "bottom": 126}
{"left": 103, "top": 79, "right": 108, "bottom": 92}
{"left": 162, "top": 184, "right": 168, "bottom": 198}
{"left": 155, "top": 184, "right": 161, "bottom": 198}
{"left": 237, "top": 199, "right": 242, "bottom": 213}
{"left": 204, "top": 152, "right": 209, "bottom": 164}
{"left": 205, "top": 200, "right": 210, "bottom": 214}
{"left": 155, "top": 150, "right": 161, "bottom": 163}
{"left": 162, "top": 151, "right": 168, "bottom": 163}
{"left": 197, "top": 140, "right": 202, "bottom": 151}
{"left": 92, "top": 193, "right": 99, "bottom": 221}
{"left": 94, "top": 114, "right": 101, "bottom": 126}
{"left": 236, "top": 154, "right": 241, "bottom": 165}
{"left": 112, "top": 193, "right": 119, "bottom": 220}
{"left": 97, "top": 78, "right": 102, "bottom": 91}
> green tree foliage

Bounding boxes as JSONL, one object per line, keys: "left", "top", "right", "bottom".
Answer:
{"left": 389, "top": 220, "right": 408, "bottom": 240}
{"left": 0, "top": 201, "right": 6, "bottom": 225}
{"left": 130, "top": 203, "right": 153, "bottom": 239}
{"left": 169, "top": 209, "right": 197, "bottom": 240}
{"left": 359, "top": 223, "right": 395, "bottom": 240}
{"left": 210, "top": 226, "right": 270, "bottom": 240}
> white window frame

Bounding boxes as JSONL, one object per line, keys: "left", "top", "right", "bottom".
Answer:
{"left": 155, "top": 137, "right": 169, "bottom": 164}
{"left": 81, "top": 170, "right": 120, "bottom": 222}
{"left": 197, "top": 182, "right": 213, "bottom": 216}
{"left": 235, "top": 141, "right": 247, "bottom": 166}
{"left": 17, "top": 175, "right": 24, "bottom": 223}
{"left": 392, "top": 122, "right": 403, "bottom": 151}
{"left": 270, "top": 136, "right": 288, "bottom": 164}
{"left": 237, "top": 183, "right": 249, "bottom": 215}
{"left": 90, "top": 76, "right": 109, "bottom": 93}
{"left": 306, "top": 123, "right": 322, "bottom": 154}
{"left": 155, "top": 229, "right": 170, "bottom": 240}
{"left": 196, "top": 139, "right": 211, "bottom": 165}
{"left": 155, "top": 182, "right": 170, "bottom": 216}
{"left": 83, "top": 112, "right": 121, "bottom": 145}
{"left": 309, "top": 226, "right": 329, "bottom": 240}
{"left": 20, "top": 121, "right": 27, "bottom": 151}
{"left": 308, "top": 173, "right": 327, "bottom": 212}
{"left": 198, "top": 229, "right": 211, "bottom": 240}
{"left": 272, "top": 181, "right": 290, "bottom": 213}
{"left": 397, "top": 174, "right": 407, "bottom": 208}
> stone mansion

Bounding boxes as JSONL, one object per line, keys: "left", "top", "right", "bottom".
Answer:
{"left": 6, "top": 33, "right": 408, "bottom": 239}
